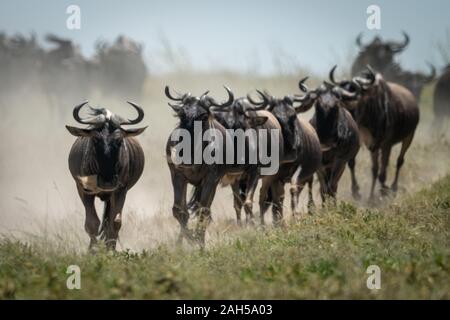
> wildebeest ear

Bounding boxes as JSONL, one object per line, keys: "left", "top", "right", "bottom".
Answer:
{"left": 122, "top": 126, "right": 148, "bottom": 137}
{"left": 65, "top": 125, "right": 92, "bottom": 137}
{"left": 247, "top": 115, "right": 268, "bottom": 127}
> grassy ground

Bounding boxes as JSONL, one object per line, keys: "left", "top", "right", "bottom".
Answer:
{"left": 1, "top": 174, "right": 449, "bottom": 299}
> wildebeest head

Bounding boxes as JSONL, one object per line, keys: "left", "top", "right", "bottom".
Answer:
{"left": 213, "top": 97, "right": 269, "bottom": 130}
{"left": 354, "top": 32, "right": 409, "bottom": 73}
{"left": 66, "top": 101, "right": 146, "bottom": 190}
{"left": 165, "top": 85, "right": 234, "bottom": 131}
{"left": 296, "top": 70, "right": 361, "bottom": 143}
{"left": 246, "top": 79, "right": 310, "bottom": 152}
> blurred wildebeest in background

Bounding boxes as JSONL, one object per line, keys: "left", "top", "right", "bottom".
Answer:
{"left": 247, "top": 84, "right": 322, "bottom": 224}
{"left": 42, "top": 34, "right": 92, "bottom": 115}
{"left": 66, "top": 101, "right": 147, "bottom": 250}
{"left": 433, "top": 64, "right": 450, "bottom": 132}
{"left": 337, "top": 66, "right": 419, "bottom": 201}
{"left": 0, "top": 32, "right": 148, "bottom": 116}
{"left": 295, "top": 71, "right": 360, "bottom": 204}
{"left": 0, "top": 33, "right": 43, "bottom": 104}
{"left": 94, "top": 36, "right": 147, "bottom": 100}
{"left": 352, "top": 32, "right": 435, "bottom": 100}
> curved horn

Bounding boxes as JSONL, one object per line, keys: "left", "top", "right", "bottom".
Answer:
{"left": 293, "top": 77, "right": 315, "bottom": 103}
{"left": 390, "top": 31, "right": 410, "bottom": 52}
{"left": 329, "top": 65, "right": 340, "bottom": 85}
{"left": 165, "top": 85, "right": 183, "bottom": 101}
{"left": 356, "top": 33, "right": 363, "bottom": 48}
{"left": 120, "top": 101, "right": 144, "bottom": 125}
{"left": 208, "top": 86, "right": 234, "bottom": 108}
{"left": 298, "top": 77, "right": 309, "bottom": 93}
{"left": 247, "top": 90, "right": 270, "bottom": 110}
{"left": 72, "top": 101, "right": 105, "bottom": 125}
{"left": 354, "top": 65, "right": 376, "bottom": 87}
{"left": 333, "top": 80, "right": 361, "bottom": 100}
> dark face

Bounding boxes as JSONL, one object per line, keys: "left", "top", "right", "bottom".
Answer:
{"left": 363, "top": 40, "right": 396, "bottom": 70}
{"left": 268, "top": 96, "right": 298, "bottom": 150}
{"left": 310, "top": 85, "right": 347, "bottom": 143}
{"left": 215, "top": 98, "right": 268, "bottom": 130}
{"left": 90, "top": 123, "right": 124, "bottom": 189}
{"left": 175, "top": 96, "right": 209, "bottom": 130}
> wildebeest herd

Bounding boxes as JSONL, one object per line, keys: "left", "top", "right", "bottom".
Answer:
{"left": 64, "top": 32, "right": 449, "bottom": 250}
{"left": 0, "top": 33, "right": 147, "bottom": 113}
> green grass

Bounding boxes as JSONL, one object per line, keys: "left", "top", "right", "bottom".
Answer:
{"left": 1, "top": 175, "right": 449, "bottom": 299}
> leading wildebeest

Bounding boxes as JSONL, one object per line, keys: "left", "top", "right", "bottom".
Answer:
{"left": 66, "top": 101, "right": 147, "bottom": 250}
{"left": 294, "top": 73, "right": 361, "bottom": 204}
{"left": 335, "top": 66, "right": 419, "bottom": 201}
{"left": 247, "top": 84, "right": 322, "bottom": 224}
{"left": 433, "top": 64, "right": 450, "bottom": 132}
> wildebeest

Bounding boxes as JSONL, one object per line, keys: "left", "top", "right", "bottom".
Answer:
{"left": 294, "top": 73, "right": 361, "bottom": 203}
{"left": 184, "top": 96, "right": 282, "bottom": 226}
{"left": 66, "top": 101, "right": 147, "bottom": 250}
{"left": 336, "top": 66, "right": 420, "bottom": 200}
{"left": 94, "top": 36, "right": 147, "bottom": 100}
{"left": 433, "top": 64, "right": 450, "bottom": 132}
{"left": 352, "top": 32, "right": 435, "bottom": 100}
{"left": 247, "top": 84, "right": 322, "bottom": 224}
{"left": 352, "top": 32, "right": 410, "bottom": 76}
{"left": 207, "top": 97, "right": 283, "bottom": 225}
{"left": 43, "top": 34, "right": 91, "bottom": 115}
{"left": 165, "top": 86, "right": 235, "bottom": 245}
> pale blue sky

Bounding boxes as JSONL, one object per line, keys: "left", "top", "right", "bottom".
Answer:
{"left": 1, "top": 0, "right": 449, "bottom": 75}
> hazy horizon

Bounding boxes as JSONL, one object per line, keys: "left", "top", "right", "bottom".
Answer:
{"left": 1, "top": 0, "right": 449, "bottom": 76}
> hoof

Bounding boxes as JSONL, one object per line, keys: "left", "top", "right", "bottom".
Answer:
{"left": 380, "top": 186, "right": 391, "bottom": 197}
{"left": 352, "top": 191, "right": 362, "bottom": 201}
{"left": 245, "top": 218, "right": 255, "bottom": 227}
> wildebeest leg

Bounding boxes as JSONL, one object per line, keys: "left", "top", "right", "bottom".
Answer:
{"left": 194, "top": 174, "right": 221, "bottom": 247}
{"left": 379, "top": 146, "right": 392, "bottom": 196}
{"left": 243, "top": 171, "right": 259, "bottom": 225}
{"left": 290, "top": 165, "right": 313, "bottom": 216}
{"left": 392, "top": 133, "right": 414, "bottom": 193}
{"left": 347, "top": 157, "right": 361, "bottom": 200}
{"left": 369, "top": 149, "right": 380, "bottom": 202}
{"left": 271, "top": 180, "right": 285, "bottom": 227}
{"left": 290, "top": 166, "right": 302, "bottom": 216}
{"left": 306, "top": 177, "right": 315, "bottom": 213}
{"left": 259, "top": 175, "right": 277, "bottom": 225}
{"left": 171, "top": 171, "right": 190, "bottom": 244}
{"left": 328, "top": 160, "right": 347, "bottom": 203}
{"left": 231, "top": 182, "right": 244, "bottom": 226}
{"left": 103, "top": 189, "right": 127, "bottom": 251}
{"left": 77, "top": 186, "right": 100, "bottom": 250}
{"left": 316, "top": 169, "right": 328, "bottom": 205}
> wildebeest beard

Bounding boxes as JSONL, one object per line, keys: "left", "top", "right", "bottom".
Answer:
{"left": 90, "top": 123, "right": 127, "bottom": 190}
{"left": 315, "top": 94, "right": 340, "bottom": 144}
{"left": 271, "top": 106, "right": 302, "bottom": 158}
